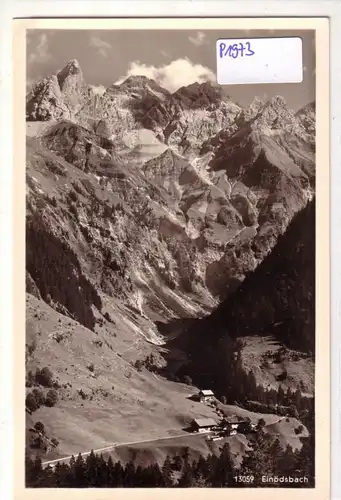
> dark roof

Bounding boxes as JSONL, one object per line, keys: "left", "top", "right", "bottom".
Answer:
{"left": 223, "top": 416, "right": 250, "bottom": 424}
{"left": 193, "top": 418, "right": 217, "bottom": 428}
{"left": 199, "top": 390, "right": 214, "bottom": 396}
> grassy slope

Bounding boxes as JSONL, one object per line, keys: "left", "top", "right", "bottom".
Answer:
{"left": 240, "top": 336, "right": 314, "bottom": 396}
{"left": 26, "top": 294, "right": 220, "bottom": 459}
{"left": 104, "top": 433, "right": 251, "bottom": 468}
{"left": 27, "top": 293, "right": 307, "bottom": 466}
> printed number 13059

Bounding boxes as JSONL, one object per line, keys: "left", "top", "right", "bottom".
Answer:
{"left": 234, "top": 475, "right": 255, "bottom": 483}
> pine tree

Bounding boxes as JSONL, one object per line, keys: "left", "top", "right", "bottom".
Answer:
{"left": 289, "top": 404, "right": 299, "bottom": 419}
{"left": 241, "top": 431, "right": 274, "bottom": 485}
{"left": 246, "top": 370, "right": 258, "bottom": 400}
{"left": 205, "top": 453, "right": 219, "bottom": 485}
{"left": 191, "top": 460, "right": 206, "bottom": 487}
{"left": 133, "top": 465, "right": 145, "bottom": 487}
{"left": 113, "top": 461, "right": 124, "bottom": 487}
{"left": 294, "top": 434, "right": 315, "bottom": 487}
{"left": 31, "top": 456, "right": 43, "bottom": 487}
{"left": 277, "top": 444, "right": 296, "bottom": 476}
{"left": 182, "top": 447, "right": 190, "bottom": 466}
{"left": 143, "top": 464, "right": 156, "bottom": 487}
{"left": 294, "top": 388, "right": 303, "bottom": 413}
{"left": 25, "top": 453, "right": 35, "bottom": 487}
{"left": 55, "top": 462, "right": 73, "bottom": 487}
{"left": 162, "top": 455, "right": 173, "bottom": 487}
{"left": 195, "top": 455, "right": 209, "bottom": 484}
{"left": 106, "top": 456, "right": 115, "bottom": 486}
{"left": 177, "top": 461, "right": 194, "bottom": 487}
{"left": 85, "top": 450, "right": 98, "bottom": 487}
{"left": 68, "top": 454, "right": 76, "bottom": 486}
{"left": 74, "top": 453, "right": 87, "bottom": 487}
{"left": 150, "top": 463, "right": 165, "bottom": 487}
{"left": 277, "top": 385, "right": 286, "bottom": 406}
{"left": 172, "top": 455, "right": 182, "bottom": 472}
{"left": 269, "top": 438, "right": 284, "bottom": 479}
{"left": 211, "top": 443, "right": 235, "bottom": 487}
{"left": 285, "top": 387, "right": 294, "bottom": 405}
{"left": 42, "top": 465, "right": 55, "bottom": 487}
{"left": 267, "top": 388, "right": 278, "bottom": 406}
{"left": 96, "top": 454, "right": 108, "bottom": 487}
{"left": 53, "top": 462, "right": 63, "bottom": 487}
{"left": 124, "top": 460, "right": 136, "bottom": 487}
{"left": 256, "top": 418, "right": 266, "bottom": 432}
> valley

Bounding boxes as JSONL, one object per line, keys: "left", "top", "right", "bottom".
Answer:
{"left": 25, "top": 58, "right": 316, "bottom": 486}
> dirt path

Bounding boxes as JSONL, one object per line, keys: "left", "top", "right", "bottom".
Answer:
{"left": 42, "top": 430, "right": 213, "bottom": 468}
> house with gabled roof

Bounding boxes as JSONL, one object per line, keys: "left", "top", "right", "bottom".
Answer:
{"left": 191, "top": 417, "right": 218, "bottom": 433}
{"left": 198, "top": 389, "right": 215, "bottom": 403}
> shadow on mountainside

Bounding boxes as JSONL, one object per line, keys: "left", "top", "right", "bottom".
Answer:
{"left": 155, "top": 199, "right": 315, "bottom": 399}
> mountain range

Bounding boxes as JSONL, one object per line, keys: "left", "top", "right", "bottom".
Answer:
{"left": 25, "top": 59, "right": 316, "bottom": 467}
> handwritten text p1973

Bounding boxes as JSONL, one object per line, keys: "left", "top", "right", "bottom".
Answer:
{"left": 219, "top": 41, "right": 255, "bottom": 59}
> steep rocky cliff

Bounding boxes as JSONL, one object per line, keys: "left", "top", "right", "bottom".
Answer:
{"left": 170, "top": 199, "right": 315, "bottom": 398}
{"left": 26, "top": 60, "right": 316, "bottom": 315}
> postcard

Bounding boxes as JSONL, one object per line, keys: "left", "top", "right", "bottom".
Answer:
{"left": 12, "top": 17, "right": 330, "bottom": 500}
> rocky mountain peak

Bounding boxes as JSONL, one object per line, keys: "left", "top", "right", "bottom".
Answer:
{"left": 172, "top": 81, "right": 225, "bottom": 110}
{"left": 296, "top": 101, "right": 315, "bottom": 115}
{"left": 266, "top": 94, "right": 288, "bottom": 108}
{"left": 26, "top": 75, "right": 69, "bottom": 121}
{"left": 58, "top": 58, "right": 82, "bottom": 76}
{"left": 255, "top": 96, "right": 293, "bottom": 130}
{"left": 122, "top": 75, "right": 156, "bottom": 87}
{"left": 295, "top": 101, "right": 316, "bottom": 141}
{"left": 126, "top": 75, "right": 169, "bottom": 94}
{"left": 27, "top": 59, "right": 88, "bottom": 122}
{"left": 176, "top": 80, "right": 220, "bottom": 94}
{"left": 57, "top": 59, "right": 83, "bottom": 89}
{"left": 237, "top": 95, "right": 288, "bottom": 125}
{"left": 106, "top": 75, "right": 171, "bottom": 101}
{"left": 233, "top": 94, "right": 307, "bottom": 140}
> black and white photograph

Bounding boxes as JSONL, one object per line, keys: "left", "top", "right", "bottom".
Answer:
{"left": 22, "top": 23, "right": 320, "bottom": 490}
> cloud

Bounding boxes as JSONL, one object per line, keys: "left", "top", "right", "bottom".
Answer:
{"left": 27, "top": 33, "right": 51, "bottom": 65}
{"left": 89, "top": 84, "right": 107, "bottom": 96}
{"left": 188, "top": 31, "right": 207, "bottom": 47}
{"left": 116, "top": 58, "right": 215, "bottom": 92}
{"left": 89, "top": 36, "right": 112, "bottom": 58}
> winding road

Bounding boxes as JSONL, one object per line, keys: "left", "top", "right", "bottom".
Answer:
{"left": 42, "top": 430, "right": 212, "bottom": 468}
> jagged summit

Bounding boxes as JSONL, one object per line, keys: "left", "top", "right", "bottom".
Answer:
{"left": 58, "top": 58, "right": 82, "bottom": 74}
{"left": 259, "top": 95, "right": 288, "bottom": 112}
{"left": 266, "top": 94, "right": 288, "bottom": 107}
{"left": 231, "top": 94, "right": 309, "bottom": 141}
{"left": 174, "top": 80, "right": 220, "bottom": 94}
{"left": 27, "top": 62, "right": 315, "bottom": 156}
{"left": 237, "top": 95, "right": 289, "bottom": 124}
{"left": 121, "top": 75, "right": 162, "bottom": 88}
{"left": 26, "top": 59, "right": 88, "bottom": 122}
{"left": 172, "top": 80, "right": 225, "bottom": 110}
{"left": 106, "top": 75, "right": 170, "bottom": 99}
{"left": 57, "top": 59, "right": 83, "bottom": 88}
{"left": 296, "top": 101, "right": 315, "bottom": 115}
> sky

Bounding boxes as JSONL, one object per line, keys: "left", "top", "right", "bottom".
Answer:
{"left": 26, "top": 29, "right": 315, "bottom": 111}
